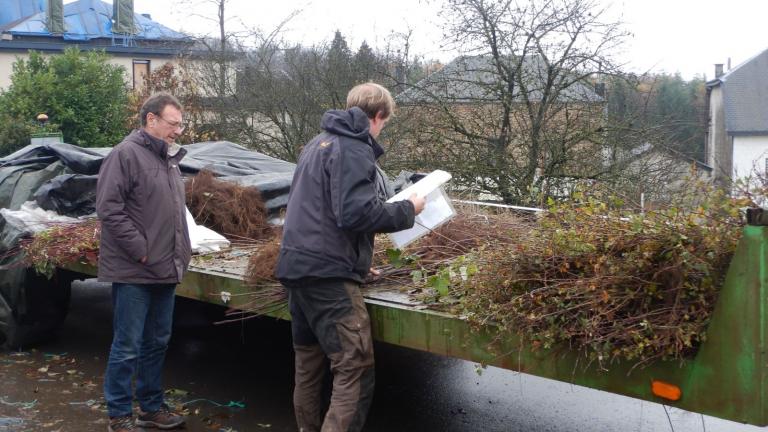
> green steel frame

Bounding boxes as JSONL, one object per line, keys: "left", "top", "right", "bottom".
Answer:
{"left": 66, "top": 225, "right": 768, "bottom": 425}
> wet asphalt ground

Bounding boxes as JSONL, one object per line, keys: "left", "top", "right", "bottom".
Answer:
{"left": 1, "top": 280, "right": 767, "bottom": 432}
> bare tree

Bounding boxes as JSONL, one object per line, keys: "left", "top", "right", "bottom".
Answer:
{"left": 388, "top": 0, "right": 629, "bottom": 205}
{"left": 169, "top": 2, "right": 430, "bottom": 162}
{"left": 230, "top": 31, "right": 423, "bottom": 161}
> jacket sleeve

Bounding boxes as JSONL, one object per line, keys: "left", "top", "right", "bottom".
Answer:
{"left": 95, "top": 149, "right": 147, "bottom": 261}
{"left": 329, "top": 140, "right": 415, "bottom": 234}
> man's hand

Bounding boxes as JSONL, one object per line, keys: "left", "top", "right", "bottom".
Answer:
{"left": 140, "top": 256, "right": 148, "bottom": 264}
{"left": 408, "top": 193, "right": 426, "bottom": 215}
{"left": 368, "top": 267, "right": 381, "bottom": 277}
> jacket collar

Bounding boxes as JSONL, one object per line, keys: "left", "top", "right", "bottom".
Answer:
{"left": 369, "top": 136, "right": 385, "bottom": 160}
{"left": 136, "top": 128, "right": 168, "bottom": 158}
{"left": 135, "top": 129, "right": 186, "bottom": 162}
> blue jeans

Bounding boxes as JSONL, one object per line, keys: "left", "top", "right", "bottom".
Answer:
{"left": 104, "top": 283, "right": 176, "bottom": 418}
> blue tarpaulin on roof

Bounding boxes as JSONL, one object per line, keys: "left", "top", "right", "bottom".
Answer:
{"left": 0, "top": 0, "right": 45, "bottom": 28}
{"left": 3, "top": 0, "right": 188, "bottom": 41}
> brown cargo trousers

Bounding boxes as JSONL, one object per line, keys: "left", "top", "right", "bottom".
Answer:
{"left": 286, "top": 278, "right": 375, "bottom": 432}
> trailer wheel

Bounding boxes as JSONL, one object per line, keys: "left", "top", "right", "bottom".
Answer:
{"left": 0, "top": 269, "right": 76, "bottom": 350}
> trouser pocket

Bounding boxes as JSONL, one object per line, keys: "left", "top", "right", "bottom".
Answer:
{"left": 334, "top": 309, "right": 374, "bottom": 370}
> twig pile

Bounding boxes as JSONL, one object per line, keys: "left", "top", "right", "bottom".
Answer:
{"left": 18, "top": 219, "right": 100, "bottom": 278}
{"left": 461, "top": 187, "right": 744, "bottom": 366}
{"left": 185, "top": 170, "right": 272, "bottom": 243}
{"left": 371, "top": 212, "right": 532, "bottom": 286}
{"left": 180, "top": 173, "right": 748, "bottom": 368}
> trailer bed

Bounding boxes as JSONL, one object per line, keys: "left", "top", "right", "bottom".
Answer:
{"left": 65, "top": 225, "right": 768, "bottom": 426}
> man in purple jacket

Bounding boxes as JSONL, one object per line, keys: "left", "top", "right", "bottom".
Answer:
{"left": 276, "top": 83, "right": 425, "bottom": 432}
{"left": 96, "top": 92, "right": 191, "bottom": 432}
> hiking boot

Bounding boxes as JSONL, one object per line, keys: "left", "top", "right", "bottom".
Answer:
{"left": 135, "top": 404, "right": 186, "bottom": 429}
{"left": 108, "top": 416, "right": 138, "bottom": 432}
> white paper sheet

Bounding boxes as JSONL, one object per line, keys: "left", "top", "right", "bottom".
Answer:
{"left": 386, "top": 170, "right": 455, "bottom": 248}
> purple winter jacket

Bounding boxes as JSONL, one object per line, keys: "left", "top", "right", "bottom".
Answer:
{"left": 95, "top": 129, "right": 191, "bottom": 284}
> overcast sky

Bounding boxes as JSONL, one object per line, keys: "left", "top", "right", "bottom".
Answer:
{"left": 128, "top": 0, "right": 768, "bottom": 80}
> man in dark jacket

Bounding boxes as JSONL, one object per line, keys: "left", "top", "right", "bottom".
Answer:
{"left": 276, "top": 82, "right": 425, "bottom": 432}
{"left": 96, "top": 92, "right": 191, "bottom": 432}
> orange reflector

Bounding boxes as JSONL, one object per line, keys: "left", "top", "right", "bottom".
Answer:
{"left": 652, "top": 380, "right": 681, "bottom": 401}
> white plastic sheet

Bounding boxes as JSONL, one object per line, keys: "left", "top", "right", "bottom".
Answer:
{"left": 0, "top": 202, "right": 231, "bottom": 254}
{"left": 0, "top": 201, "right": 79, "bottom": 234}
{"left": 185, "top": 208, "right": 231, "bottom": 253}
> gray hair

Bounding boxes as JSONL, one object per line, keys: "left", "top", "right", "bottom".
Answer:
{"left": 139, "top": 92, "right": 183, "bottom": 126}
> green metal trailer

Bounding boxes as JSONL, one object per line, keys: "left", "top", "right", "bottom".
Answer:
{"left": 63, "top": 222, "right": 768, "bottom": 426}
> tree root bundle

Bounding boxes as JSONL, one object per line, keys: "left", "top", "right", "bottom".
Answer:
{"left": 185, "top": 170, "right": 271, "bottom": 242}
{"left": 244, "top": 228, "right": 282, "bottom": 286}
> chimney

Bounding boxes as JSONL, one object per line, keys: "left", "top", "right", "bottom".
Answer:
{"left": 727, "top": 57, "right": 732, "bottom": 71}
{"left": 46, "top": 0, "right": 64, "bottom": 34}
{"left": 715, "top": 63, "right": 724, "bottom": 78}
{"left": 112, "top": 0, "right": 136, "bottom": 35}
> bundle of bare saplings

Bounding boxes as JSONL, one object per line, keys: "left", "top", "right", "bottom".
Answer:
{"left": 454, "top": 186, "right": 743, "bottom": 367}
{"left": 223, "top": 182, "right": 746, "bottom": 366}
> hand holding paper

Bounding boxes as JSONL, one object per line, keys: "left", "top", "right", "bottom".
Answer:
{"left": 408, "top": 193, "right": 426, "bottom": 215}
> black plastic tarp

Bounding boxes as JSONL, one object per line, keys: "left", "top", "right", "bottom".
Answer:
{"left": 221, "top": 172, "right": 294, "bottom": 212}
{"left": 0, "top": 142, "right": 108, "bottom": 175}
{"left": 0, "top": 140, "right": 297, "bottom": 217}
{"left": 34, "top": 174, "right": 98, "bottom": 217}
{"left": 181, "top": 141, "right": 296, "bottom": 177}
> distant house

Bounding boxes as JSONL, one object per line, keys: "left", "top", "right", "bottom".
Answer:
{"left": 0, "top": 0, "right": 192, "bottom": 90}
{"left": 397, "top": 55, "right": 604, "bottom": 105}
{"left": 706, "top": 49, "right": 768, "bottom": 184}
{"left": 393, "top": 55, "right": 712, "bottom": 204}
{"left": 390, "top": 55, "right": 606, "bottom": 196}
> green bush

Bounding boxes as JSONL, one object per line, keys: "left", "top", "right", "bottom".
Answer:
{"left": 0, "top": 47, "right": 130, "bottom": 154}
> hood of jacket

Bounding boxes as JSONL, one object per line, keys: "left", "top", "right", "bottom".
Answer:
{"left": 321, "top": 107, "right": 370, "bottom": 139}
{"left": 321, "top": 107, "right": 385, "bottom": 159}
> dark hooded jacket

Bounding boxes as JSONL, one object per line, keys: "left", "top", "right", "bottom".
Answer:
{"left": 96, "top": 129, "right": 191, "bottom": 284}
{"left": 275, "top": 107, "right": 415, "bottom": 284}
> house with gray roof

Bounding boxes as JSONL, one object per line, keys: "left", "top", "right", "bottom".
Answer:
{"left": 0, "top": 0, "right": 192, "bottom": 90}
{"left": 706, "top": 49, "right": 768, "bottom": 184}
{"left": 393, "top": 55, "right": 711, "bottom": 204}
{"left": 397, "top": 55, "right": 604, "bottom": 105}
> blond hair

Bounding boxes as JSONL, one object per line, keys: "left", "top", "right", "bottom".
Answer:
{"left": 345, "top": 82, "right": 395, "bottom": 120}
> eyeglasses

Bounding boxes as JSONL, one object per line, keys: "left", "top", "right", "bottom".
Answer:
{"left": 154, "top": 114, "right": 185, "bottom": 132}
